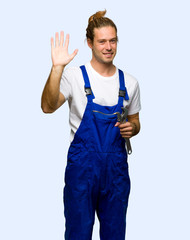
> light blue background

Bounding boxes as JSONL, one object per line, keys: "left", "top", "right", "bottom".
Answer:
{"left": 1, "top": 0, "right": 190, "bottom": 239}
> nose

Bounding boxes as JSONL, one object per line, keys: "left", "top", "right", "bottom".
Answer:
{"left": 105, "top": 41, "right": 112, "bottom": 51}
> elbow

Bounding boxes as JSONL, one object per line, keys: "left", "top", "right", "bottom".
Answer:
{"left": 41, "top": 103, "right": 54, "bottom": 114}
{"left": 41, "top": 94, "right": 55, "bottom": 113}
{"left": 41, "top": 108, "right": 53, "bottom": 114}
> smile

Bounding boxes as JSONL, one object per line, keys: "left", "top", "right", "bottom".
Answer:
{"left": 103, "top": 53, "right": 113, "bottom": 56}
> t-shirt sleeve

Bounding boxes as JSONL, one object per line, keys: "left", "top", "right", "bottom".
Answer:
{"left": 128, "top": 81, "right": 141, "bottom": 115}
{"left": 60, "top": 68, "right": 72, "bottom": 101}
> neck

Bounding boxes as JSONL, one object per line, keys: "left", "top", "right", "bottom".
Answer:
{"left": 90, "top": 59, "right": 116, "bottom": 77}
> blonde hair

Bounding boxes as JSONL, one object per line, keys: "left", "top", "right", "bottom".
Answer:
{"left": 86, "top": 10, "right": 117, "bottom": 42}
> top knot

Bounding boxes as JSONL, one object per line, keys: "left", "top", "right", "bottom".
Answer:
{"left": 86, "top": 10, "right": 117, "bottom": 42}
{"left": 88, "top": 10, "right": 107, "bottom": 23}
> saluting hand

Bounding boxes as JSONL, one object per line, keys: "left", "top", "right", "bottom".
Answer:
{"left": 51, "top": 31, "right": 78, "bottom": 67}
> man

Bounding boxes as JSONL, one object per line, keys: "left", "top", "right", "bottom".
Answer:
{"left": 41, "top": 10, "right": 141, "bottom": 240}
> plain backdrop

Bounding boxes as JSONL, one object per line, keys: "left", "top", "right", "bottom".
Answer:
{"left": 0, "top": 0, "right": 190, "bottom": 239}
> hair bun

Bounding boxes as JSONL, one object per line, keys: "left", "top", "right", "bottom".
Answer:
{"left": 88, "top": 10, "right": 107, "bottom": 23}
{"left": 86, "top": 10, "right": 117, "bottom": 42}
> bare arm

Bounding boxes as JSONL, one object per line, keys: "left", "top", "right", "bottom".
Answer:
{"left": 41, "top": 31, "right": 78, "bottom": 113}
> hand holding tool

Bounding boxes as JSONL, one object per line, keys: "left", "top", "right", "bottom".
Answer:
{"left": 117, "top": 107, "right": 132, "bottom": 155}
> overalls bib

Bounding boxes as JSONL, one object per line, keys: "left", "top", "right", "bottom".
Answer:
{"left": 64, "top": 65, "right": 131, "bottom": 240}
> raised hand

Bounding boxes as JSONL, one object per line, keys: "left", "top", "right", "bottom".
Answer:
{"left": 51, "top": 31, "right": 78, "bottom": 67}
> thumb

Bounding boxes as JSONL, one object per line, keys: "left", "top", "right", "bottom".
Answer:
{"left": 70, "top": 49, "right": 78, "bottom": 60}
{"left": 114, "top": 122, "right": 120, "bottom": 127}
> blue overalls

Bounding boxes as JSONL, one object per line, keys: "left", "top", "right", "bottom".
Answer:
{"left": 64, "top": 65, "right": 131, "bottom": 240}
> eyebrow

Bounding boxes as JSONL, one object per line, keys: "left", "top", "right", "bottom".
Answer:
{"left": 97, "top": 37, "right": 118, "bottom": 42}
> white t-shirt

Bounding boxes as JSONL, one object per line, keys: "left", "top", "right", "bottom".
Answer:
{"left": 60, "top": 62, "right": 141, "bottom": 141}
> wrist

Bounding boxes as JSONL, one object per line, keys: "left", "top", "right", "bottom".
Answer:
{"left": 52, "top": 65, "right": 65, "bottom": 74}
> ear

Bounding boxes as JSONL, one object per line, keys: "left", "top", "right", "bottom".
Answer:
{"left": 87, "top": 38, "right": 93, "bottom": 49}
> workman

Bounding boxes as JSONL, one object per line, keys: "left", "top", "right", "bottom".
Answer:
{"left": 41, "top": 10, "right": 141, "bottom": 240}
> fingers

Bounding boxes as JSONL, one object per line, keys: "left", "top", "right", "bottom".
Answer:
{"left": 121, "top": 132, "right": 132, "bottom": 138}
{"left": 55, "top": 32, "right": 59, "bottom": 47}
{"left": 64, "top": 34, "right": 69, "bottom": 49}
{"left": 51, "top": 31, "right": 65, "bottom": 48}
{"left": 50, "top": 37, "right": 54, "bottom": 49}
{"left": 115, "top": 122, "right": 133, "bottom": 138}
{"left": 120, "top": 127, "right": 133, "bottom": 137}
{"left": 119, "top": 122, "right": 132, "bottom": 131}
{"left": 50, "top": 31, "right": 78, "bottom": 65}
{"left": 60, "top": 31, "right": 64, "bottom": 46}
{"left": 115, "top": 122, "right": 131, "bottom": 129}
{"left": 114, "top": 122, "right": 120, "bottom": 127}
{"left": 51, "top": 32, "right": 70, "bottom": 49}
{"left": 120, "top": 125, "right": 133, "bottom": 138}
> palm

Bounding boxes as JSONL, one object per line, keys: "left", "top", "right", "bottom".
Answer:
{"left": 51, "top": 31, "right": 78, "bottom": 67}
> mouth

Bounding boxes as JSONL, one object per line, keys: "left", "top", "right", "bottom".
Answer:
{"left": 103, "top": 52, "right": 114, "bottom": 58}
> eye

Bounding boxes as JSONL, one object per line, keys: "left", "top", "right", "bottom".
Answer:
{"left": 110, "top": 39, "right": 116, "bottom": 43}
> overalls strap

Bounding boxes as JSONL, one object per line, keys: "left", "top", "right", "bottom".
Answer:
{"left": 118, "top": 69, "right": 129, "bottom": 105}
{"left": 80, "top": 65, "right": 129, "bottom": 104}
{"left": 80, "top": 65, "right": 95, "bottom": 101}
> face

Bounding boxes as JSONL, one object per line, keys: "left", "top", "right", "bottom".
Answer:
{"left": 88, "top": 26, "right": 118, "bottom": 64}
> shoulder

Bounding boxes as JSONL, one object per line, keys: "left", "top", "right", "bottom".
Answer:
{"left": 61, "top": 65, "right": 86, "bottom": 98}
{"left": 123, "top": 71, "right": 139, "bottom": 87}
{"left": 61, "top": 65, "right": 84, "bottom": 88}
{"left": 120, "top": 70, "right": 140, "bottom": 96}
{"left": 119, "top": 70, "right": 141, "bottom": 114}
{"left": 63, "top": 65, "right": 82, "bottom": 78}
{"left": 60, "top": 65, "right": 84, "bottom": 99}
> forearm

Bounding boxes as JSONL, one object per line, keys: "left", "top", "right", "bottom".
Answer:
{"left": 128, "top": 113, "right": 140, "bottom": 137}
{"left": 129, "top": 119, "right": 140, "bottom": 137}
{"left": 41, "top": 65, "right": 64, "bottom": 112}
